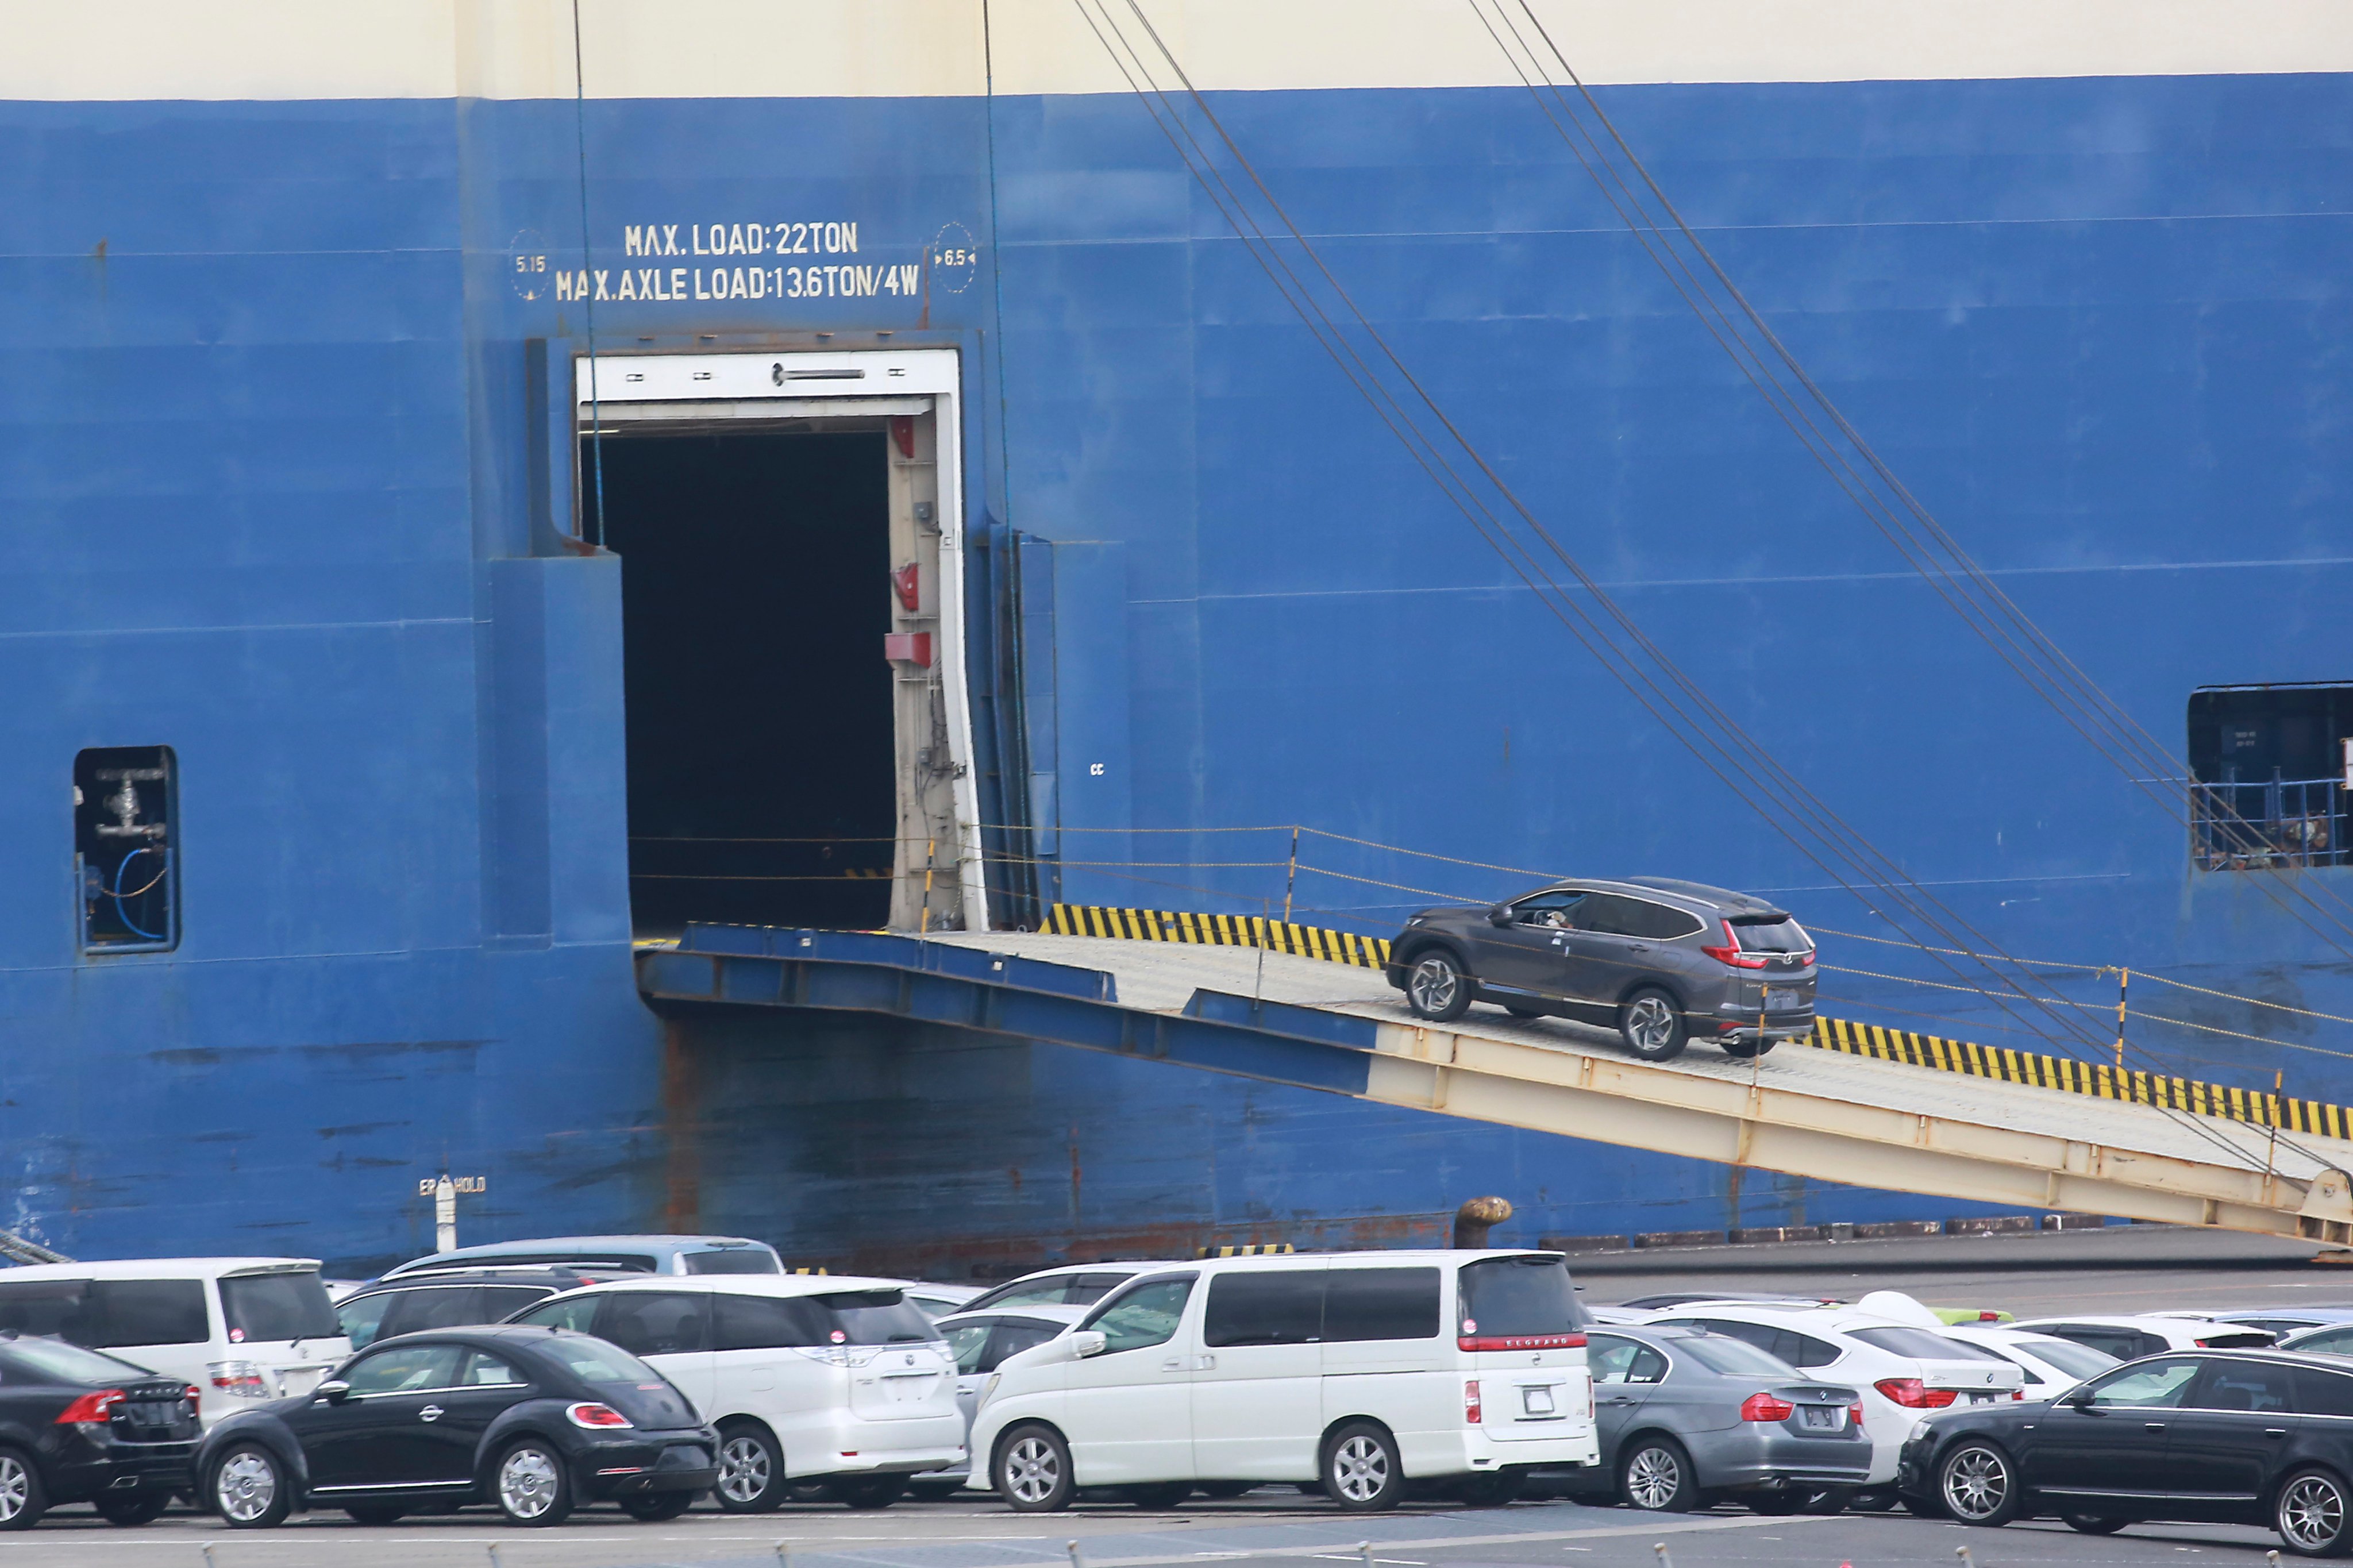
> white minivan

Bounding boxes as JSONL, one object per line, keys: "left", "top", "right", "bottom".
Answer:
{"left": 0, "top": 1258, "right": 350, "bottom": 1427}
{"left": 968, "top": 1250, "right": 1600, "bottom": 1512}
{"left": 509, "top": 1274, "right": 965, "bottom": 1509}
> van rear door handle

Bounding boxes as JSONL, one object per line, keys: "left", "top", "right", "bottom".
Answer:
{"left": 1162, "top": 1357, "right": 1183, "bottom": 1371}
{"left": 419, "top": 1405, "right": 444, "bottom": 1423}
{"left": 2143, "top": 1421, "right": 2165, "bottom": 1433}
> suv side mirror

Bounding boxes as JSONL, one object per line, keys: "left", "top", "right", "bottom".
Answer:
{"left": 1487, "top": 904, "right": 1514, "bottom": 927}
{"left": 2063, "top": 1389, "right": 2095, "bottom": 1411}
{"left": 1069, "top": 1331, "right": 1108, "bottom": 1359}
{"left": 315, "top": 1380, "right": 351, "bottom": 1405}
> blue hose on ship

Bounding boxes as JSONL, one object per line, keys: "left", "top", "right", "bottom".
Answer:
{"left": 110, "top": 847, "right": 168, "bottom": 941}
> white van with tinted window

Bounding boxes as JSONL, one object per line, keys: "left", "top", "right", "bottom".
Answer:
{"left": 0, "top": 1258, "right": 349, "bottom": 1427}
{"left": 509, "top": 1274, "right": 964, "bottom": 1510}
{"left": 968, "top": 1250, "right": 1599, "bottom": 1512}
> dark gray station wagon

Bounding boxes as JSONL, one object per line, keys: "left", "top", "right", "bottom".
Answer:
{"left": 1382, "top": 878, "right": 1816, "bottom": 1061}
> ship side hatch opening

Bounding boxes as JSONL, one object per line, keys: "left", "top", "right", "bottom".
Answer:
{"left": 602, "top": 429, "right": 895, "bottom": 934}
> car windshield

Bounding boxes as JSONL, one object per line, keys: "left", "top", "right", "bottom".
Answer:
{"left": 1458, "top": 1256, "right": 1587, "bottom": 1335}
{"left": 1730, "top": 916, "right": 1811, "bottom": 953}
{"left": 1675, "top": 1333, "right": 1799, "bottom": 1377}
{"left": 536, "top": 1336, "right": 663, "bottom": 1386}
{"left": 1846, "top": 1326, "right": 2009, "bottom": 1361}
{"left": 2020, "top": 1338, "right": 2119, "bottom": 1380}
{"left": 0, "top": 1336, "right": 154, "bottom": 1384}
{"left": 221, "top": 1272, "right": 340, "bottom": 1342}
{"left": 682, "top": 1250, "right": 779, "bottom": 1276}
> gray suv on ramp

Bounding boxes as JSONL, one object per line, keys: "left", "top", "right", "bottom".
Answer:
{"left": 1382, "top": 877, "right": 1816, "bottom": 1061}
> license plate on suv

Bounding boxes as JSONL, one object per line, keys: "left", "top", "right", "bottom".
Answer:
{"left": 1800, "top": 1405, "right": 1840, "bottom": 1428}
{"left": 1763, "top": 988, "right": 1802, "bottom": 1010}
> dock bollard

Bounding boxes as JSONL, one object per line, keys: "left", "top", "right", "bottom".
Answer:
{"left": 1651, "top": 1544, "right": 1672, "bottom": 1568}
{"left": 1955, "top": 1547, "right": 1977, "bottom": 1568}
{"left": 202, "top": 1545, "right": 217, "bottom": 1568}
{"left": 1068, "top": 1541, "right": 1084, "bottom": 1568}
{"left": 1357, "top": 1541, "right": 1372, "bottom": 1568}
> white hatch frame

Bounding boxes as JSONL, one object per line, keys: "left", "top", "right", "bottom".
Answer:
{"left": 574, "top": 347, "right": 988, "bottom": 931}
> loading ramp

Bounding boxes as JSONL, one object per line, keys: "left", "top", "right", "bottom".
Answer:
{"left": 635, "top": 926, "right": 2353, "bottom": 1249}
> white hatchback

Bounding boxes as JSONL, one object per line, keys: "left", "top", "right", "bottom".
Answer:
{"left": 0, "top": 1258, "right": 349, "bottom": 1428}
{"left": 509, "top": 1274, "right": 963, "bottom": 1509}
{"left": 1639, "top": 1300, "right": 2023, "bottom": 1485}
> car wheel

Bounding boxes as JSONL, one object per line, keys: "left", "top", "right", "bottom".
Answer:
{"left": 344, "top": 1503, "right": 406, "bottom": 1525}
{"left": 0, "top": 1448, "right": 45, "bottom": 1532}
{"left": 2062, "top": 1513, "right": 2128, "bottom": 1535}
{"left": 1404, "top": 951, "right": 1472, "bottom": 1022}
{"left": 1618, "top": 989, "right": 1688, "bottom": 1061}
{"left": 622, "top": 1490, "right": 697, "bottom": 1521}
{"left": 714, "top": 1421, "right": 786, "bottom": 1513}
{"left": 494, "top": 1438, "right": 573, "bottom": 1527}
{"left": 1619, "top": 1435, "right": 1698, "bottom": 1512}
{"left": 94, "top": 1490, "right": 170, "bottom": 1526}
{"left": 995, "top": 1424, "right": 1075, "bottom": 1513}
{"left": 1938, "top": 1442, "right": 2020, "bottom": 1528}
{"left": 2277, "top": 1467, "right": 2353, "bottom": 1557}
{"left": 1323, "top": 1421, "right": 1403, "bottom": 1512}
{"left": 1124, "top": 1482, "right": 1191, "bottom": 1509}
{"left": 828, "top": 1474, "right": 907, "bottom": 1510}
{"left": 211, "top": 1443, "right": 290, "bottom": 1530}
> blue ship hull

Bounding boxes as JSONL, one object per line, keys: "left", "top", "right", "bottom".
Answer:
{"left": 3, "top": 61, "right": 2350, "bottom": 1273}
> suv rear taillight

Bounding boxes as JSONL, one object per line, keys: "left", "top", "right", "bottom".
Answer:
{"left": 209, "top": 1361, "right": 270, "bottom": 1400}
{"left": 1739, "top": 1392, "right": 1794, "bottom": 1422}
{"left": 1701, "top": 920, "right": 1772, "bottom": 969}
{"left": 1464, "top": 1380, "right": 1482, "bottom": 1424}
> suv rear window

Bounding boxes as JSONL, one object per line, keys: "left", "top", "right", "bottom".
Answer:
{"left": 682, "top": 1250, "right": 779, "bottom": 1276}
{"left": 221, "top": 1272, "right": 338, "bottom": 1342}
{"left": 1730, "top": 916, "right": 1811, "bottom": 953}
{"left": 1457, "top": 1256, "right": 1586, "bottom": 1337}
{"left": 817, "top": 1290, "right": 938, "bottom": 1344}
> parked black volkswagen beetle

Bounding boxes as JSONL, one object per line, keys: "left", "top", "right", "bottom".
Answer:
{"left": 194, "top": 1324, "right": 716, "bottom": 1527}
{"left": 0, "top": 1332, "right": 202, "bottom": 1529}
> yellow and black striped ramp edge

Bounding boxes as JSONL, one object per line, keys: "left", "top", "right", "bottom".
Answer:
{"left": 1040, "top": 902, "right": 2353, "bottom": 1137}
{"left": 1045, "top": 902, "right": 1391, "bottom": 970}
{"left": 1196, "top": 1243, "right": 1297, "bottom": 1258}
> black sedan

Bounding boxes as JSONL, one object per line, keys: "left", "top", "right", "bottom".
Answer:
{"left": 1900, "top": 1349, "right": 2353, "bottom": 1556}
{"left": 195, "top": 1325, "right": 717, "bottom": 1527}
{"left": 0, "top": 1333, "right": 201, "bottom": 1529}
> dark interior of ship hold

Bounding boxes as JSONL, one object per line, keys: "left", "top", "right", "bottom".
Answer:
{"left": 598, "top": 429, "right": 895, "bottom": 935}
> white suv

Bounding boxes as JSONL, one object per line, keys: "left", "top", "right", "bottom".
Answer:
{"left": 509, "top": 1274, "right": 962, "bottom": 1509}
{"left": 1639, "top": 1299, "right": 2023, "bottom": 1486}
{"left": 0, "top": 1258, "right": 349, "bottom": 1428}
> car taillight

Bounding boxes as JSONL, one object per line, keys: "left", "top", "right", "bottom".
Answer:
{"left": 55, "top": 1389, "right": 126, "bottom": 1426}
{"left": 186, "top": 1384, "right": 203, "bottom": 1413}
{"left": 1464, "top": 1380, "right": 1482, "bottom": 1424}
{"left": 209, "top": 1361, "right": 270, "bottom": 1399}
{"left": 2012, "top": 1389, "right": 2025, "bottom": 1401}
{"left": 1849, "top": 1403, "right": 1865, "bottom": 1427}
{"left": 566, "top": 1401, "right": 633, "bottom": 1429}
{"left": 1873, "top": 1378, "right": 1957, "bottom": 1409}
{"left": 1700, "top": 919, "right": 1771, "bottom": 969}
{"left": 1740, "top": 1392, "right": 1794, "bottom": 1422}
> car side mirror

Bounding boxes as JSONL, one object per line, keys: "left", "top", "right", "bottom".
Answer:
{"left": 1069, "top": 1331, "right": 1108, "bottom": 1359}
{"left": 315, "top": 1380, "right": 351, "bottom": 1405}
{"left": 1487, "top": 905, "right": 1514, "bottom": 927}
{"left": 2063, "top": 1390, "right": 2094, "bottom": 1411}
